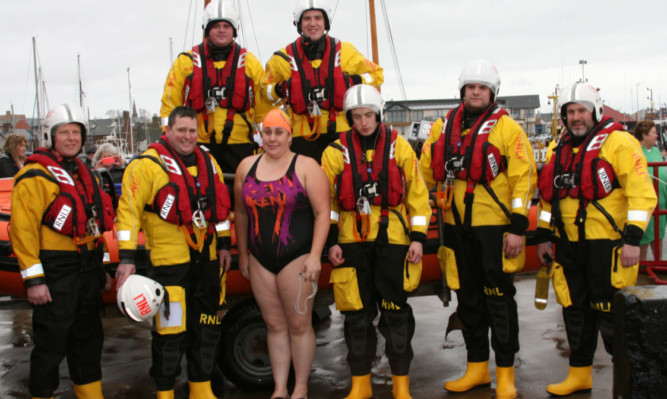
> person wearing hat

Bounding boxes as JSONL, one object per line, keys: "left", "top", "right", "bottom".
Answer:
{"left": 419, "top": 59, "right": 537, "bottom": 399}
{"left": 160, "top": 0, "right": 267, "bottom": 186}
{"left": 85, "top": 144, "right": 97, "bottom": 167}
{"left": 115, "top": 106, "right": 232, "bottom": 399}
{"left": 10, "top": 103, "right": 115, "bottom": 399}
{"left": 261, "top": 0, "right": 383, "bottom": 163}
{"left": 234, "top": 109, "right": 329, "bottom": 399}
{"left": 536, "top": 83, "right": 656, "bottom": 396}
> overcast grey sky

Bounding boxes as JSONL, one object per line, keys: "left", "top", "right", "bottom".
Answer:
{"left": 2, "top": 0, "right": 666, "bottom": 120}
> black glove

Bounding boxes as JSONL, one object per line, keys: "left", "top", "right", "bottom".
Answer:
{"left": 274, "top": 81, "right": 286, "bottom": 98}
{"left": 348, "top": 74, "right": 363, "bottom": 85}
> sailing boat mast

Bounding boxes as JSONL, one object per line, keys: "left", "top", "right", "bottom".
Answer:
{"left": 127, "top": 67, "right": 134, "bottom": 154}
{"left": 77, "top": 54, "right": 85, "bottom": 108}
{"left": 369, "top": 0, "right": 379, "bottom": 65}
{"left": 32, "top": 37, "right": 42, "bottom": 148}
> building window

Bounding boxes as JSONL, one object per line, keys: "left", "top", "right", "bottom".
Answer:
{"left": 387, "top": 109, "right": 407, "bottom": 123}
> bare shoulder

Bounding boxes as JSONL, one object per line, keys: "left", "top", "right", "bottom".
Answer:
{"left": 236, "top": 154, "right": 261, "bottom": 179}
{"left": 295, "top": 155, "right": 325, "bottom": 181}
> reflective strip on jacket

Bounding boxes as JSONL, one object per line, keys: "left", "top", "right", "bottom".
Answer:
{"left": 10, "top": 163, "right": 103, "bottom": 285}
{"left": 160, "top": 46, "right": 268, "bottom": 144}
{"left": 116, "top": 148, "right": 231, "bottom": 267}
{"left": 322, "top": 130, "right": 430, "bottom": 244}
{"left": 538, "top": 130, "right": 657, "bottom": 241}
{"left": 261, "top": 39, "right": 384, "bottom": 138}
{"left": 419, "top": 114, "right": 537, "bottom": 226}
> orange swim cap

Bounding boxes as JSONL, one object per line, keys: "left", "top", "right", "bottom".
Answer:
{"left": 262, "top": 109, "right": 291, "bottom": 134}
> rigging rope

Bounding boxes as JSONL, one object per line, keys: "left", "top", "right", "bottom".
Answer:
{"left": 379, "top": 0, "right": 406, "bottom": 100}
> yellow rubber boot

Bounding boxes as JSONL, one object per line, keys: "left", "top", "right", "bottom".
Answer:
{"left": 344, "top": 374, "right": 373, "bottom": 399}
{"left": 546, "top": 366, "right": 593, "bottom": 396}
{"left": 443, "top": 361, "right": 491, "bottom": 392}
{"left": 391, "top": 375, "right": 412, "bottom": 399}
{"left": 73, "top": 380, "right": 104, "bottom": 399}
{"left": 156, "top": 390, "right": 175, "bottom": 399}
{"left": 495, "top": 366, "right": 516, "bottom": 399}
{"left": 188, "top": 381, "right": 217, "bottom": 399}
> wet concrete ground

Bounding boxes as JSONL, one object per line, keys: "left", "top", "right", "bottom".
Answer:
{"left": 0, "top": 274, "right": 641, "bottom": 399}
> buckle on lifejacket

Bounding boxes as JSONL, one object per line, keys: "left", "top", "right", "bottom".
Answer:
{"left": 359, "top": 182, "right": 380, "bottom": 199}
{"left": 445, "top": 156, "right": 464, "bottom": 174}
{"left": 197, "top": 196, "right": 210, "bottom": 212}
{"left": 86, "top": 218, "right": 101, "bottom": 237}
{"left": 308, "top": 87, "right": 326, "bottom": 102}
{"left": 192, "top": 209, "right": 208, "bottom": 230}
{"left": 554, "top": 173, "right": 576, "bottom": 189}
{"left": 205, "top": 96, "right": 217, "bottom": 113}
{"left": 209, "top": 86, "right": 227, "bottom": 101}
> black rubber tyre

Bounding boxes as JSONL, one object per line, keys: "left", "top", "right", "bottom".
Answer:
{"left": 218, "top": 299, "right": 273, "bottom": 390}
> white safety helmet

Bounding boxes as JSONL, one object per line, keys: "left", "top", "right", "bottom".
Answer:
{"left": 203, "top": 0, "right": 240, "bottom": 37}
{"left": 558, "top": 82, "right": 604, "bottom": 125}
{"left": 293, "top": 0, "right": 332, "bottom": 34}
{"left": 117, "top": 275, "right": 165, "bottom": 323}
{"left": 343, "top": 84, "right": 385, "bottom": 125}
{"left": 458, "top": 59, "right": 501, "bottom": 101}
{"left": 42, "top": 103, "right": 88, "bottom": 149}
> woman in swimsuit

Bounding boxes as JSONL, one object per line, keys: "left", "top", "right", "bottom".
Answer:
{"left": 234, "top": 109, "right": 330, "bottom": 399}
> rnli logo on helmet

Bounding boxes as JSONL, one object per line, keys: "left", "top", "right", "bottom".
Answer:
{"left": 54, "top": 204, "right": 72, "bottom": 231}
{"left": 160, "top": 194, "right": 175, "bottom": 219}
{"left": 133, "top": 293, "right": 152, "bottom": 317}
{"left": 488, "top": 153, "right": 499, "bottom": 177}
{"left": 598, "top": 168, "right": 612, "bottom": 193}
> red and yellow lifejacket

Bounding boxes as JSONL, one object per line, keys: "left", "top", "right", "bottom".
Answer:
{"left": 146, "top": 137, "right": 230, "bottom": 234}
{"left": 24, "top": 149, "right": 115, "bottom": 241}
{"left": 285, "top": 36, "right": 350, "bottom": 115}
{"left": 539, "top": 116, "right": 621, "bottom": 203}
{"left": 336, "top": 125, "right": 404, "bottom": 211}
{"left": 430, "top": 103, "right": 508, "bottom": 183}
{"left": 183, "top": 41, "right": 253, "bottom": 114}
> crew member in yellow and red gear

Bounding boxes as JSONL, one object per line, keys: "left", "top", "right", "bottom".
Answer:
{"left": 160, "top": 0, "right": 267, "bottom": 183}
{"left": 10, "top": 103, "right": 115, "bottom": 399}
{"left": 322, "top": 85, "right": 430, "bottom": 399}
{"left": 419, "top": 59, "right": 537, "bottom": 399}
{"left": 261, "top": 0, "right": 383, "bottom": 163}
{"left": 535, "top": 83, "right": 657, "bottom": 397}
{"left": 114, "top": 106, "right": 232, "bottom": 399}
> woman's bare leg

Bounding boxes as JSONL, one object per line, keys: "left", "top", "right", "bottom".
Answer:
{"left": 249, "top": 256, "right": 291, "bottom": 399}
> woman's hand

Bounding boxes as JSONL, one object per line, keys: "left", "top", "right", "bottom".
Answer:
{"left": 302, "top": 254, "right": 322, "bottom": 283}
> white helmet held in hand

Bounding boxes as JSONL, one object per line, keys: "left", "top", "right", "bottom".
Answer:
{"left": 203, "top": 0, "right": 240, "bottom": 37}
{"left": 293, "top": 0, "right": 332, "bottom": 33}
{"left": 558, "top": 82, "right": 604, "bottom": 125}
{"left": 343, "top": 84, "right": 385, "bottom": 125}
{"left": 458, "top": 59, "right": 501, "bottom": 101}
{"left": 42, "top": 103, "right": 88, "bottom": 149}
{"left": 117, "top": 275, "right": 165, "bottom": 322}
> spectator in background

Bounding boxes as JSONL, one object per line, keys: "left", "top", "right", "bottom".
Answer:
{"left": 92, "top": 142, "right": 125, "bottom": 183}
{"left": 85, "top": 144, "right": 97, "bottom": 167}
{"left": 0, "top": 133, "right": 28, "bottom": 178}
{"left": 634, "top": 120, "right": 667, "bottom": 260}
